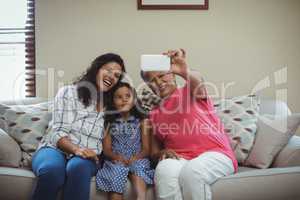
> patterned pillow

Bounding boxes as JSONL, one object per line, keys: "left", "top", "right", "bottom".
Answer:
{"left": 138, "top": 88, "right": 161, "bottom": 115}
{"left": 214, "top": 95, "right": 260, "bottom": 164}
{"left": 0, "top": 102, "right": 52, "bottom": 167}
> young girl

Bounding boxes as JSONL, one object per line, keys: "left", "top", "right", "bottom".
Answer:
{"left": 96, "top": 82, "right": 154, "bottom": 200}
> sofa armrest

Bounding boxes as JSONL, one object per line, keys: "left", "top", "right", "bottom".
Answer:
{"left": 272, "top": 135, "right": 300, "bottom": 167}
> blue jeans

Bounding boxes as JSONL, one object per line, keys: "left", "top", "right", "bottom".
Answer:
{"left": 31, "top": 147, "right": 97, "bottom": 200}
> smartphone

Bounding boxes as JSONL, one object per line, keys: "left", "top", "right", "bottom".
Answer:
{"left": 141, "top": 55, "right": 170, "bottom": 71}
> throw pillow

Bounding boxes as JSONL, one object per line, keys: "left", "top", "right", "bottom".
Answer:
{"left": 245, "top": 114, "right": 300, "bottom": 168}
{"left": 214, "top": 95, "right": 260, "bottom": 164}
{"left": 138, "top": 88, "right": 161, "bottom": 115}
{"left": 0, "top": 128, "right": 22, "bottom": 167}
{"left": 0, "top": 102, "right": 52, "bottom": 167}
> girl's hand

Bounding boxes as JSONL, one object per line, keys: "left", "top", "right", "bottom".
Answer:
{"left": 113, "top": 154, "right": 129, "bottom": 165}
{"left": 163, "top": 49, "right": 188, "bottom": 78}
{"left": 74, "top": 147, "right": 99, "bottom": 162}
{"left": 128, "top": 155, "right": 139, "bottom": 165}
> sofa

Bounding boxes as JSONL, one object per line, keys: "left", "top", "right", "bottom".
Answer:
{"left": 0, "top": 98, "right": 300, "bottom": 200}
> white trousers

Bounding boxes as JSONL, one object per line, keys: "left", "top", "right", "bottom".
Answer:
{"left": 154, "top": 151, "right": 235, "bottom": 200}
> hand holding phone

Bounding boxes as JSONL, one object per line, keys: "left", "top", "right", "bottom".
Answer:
{"left": 141, "top": 55, "right": 170, "bottom": 71}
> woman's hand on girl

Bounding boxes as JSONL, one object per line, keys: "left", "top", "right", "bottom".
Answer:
{"left": 74, "top": 147, "right": 99, "bottom": 162}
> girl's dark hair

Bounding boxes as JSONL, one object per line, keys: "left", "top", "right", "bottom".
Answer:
{"left": 73, "top": 53, "right": 126, "bottom": 107}
{"left": 104, "top": 82, "right": 146, "bottom": 128}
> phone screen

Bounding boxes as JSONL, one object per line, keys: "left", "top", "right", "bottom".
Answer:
{"left": 141, "top": 55, "right": 170, "bottom": 71}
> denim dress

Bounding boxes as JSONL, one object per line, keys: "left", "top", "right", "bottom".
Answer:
{"left": 95, "top": 116, "right": 154, "bottom": 193}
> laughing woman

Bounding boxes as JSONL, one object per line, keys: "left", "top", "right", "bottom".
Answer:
{"left": 31, "top": 53, "right": 126, "bottom": 200}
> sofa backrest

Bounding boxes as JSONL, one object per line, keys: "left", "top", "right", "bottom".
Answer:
{"left": 0, "top": 98, "right": 47, "bottom": 106}
{"left": 0, "top": 98, "right": 292, "bottom": 114}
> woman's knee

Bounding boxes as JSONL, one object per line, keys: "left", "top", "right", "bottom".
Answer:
{"left": 178, "top": 161, "right": 207, "bottom": 186}
{"left": 36, "top": 162, "right": 66, "bottom": 186}
{"left": 155, "top": 159, "right": 180, "bottom": 176}
{"left": 66, "top": 156, "right": 96, "bottom": 177}
{"left": 155, "top": 159, "right": 182, "bottom": 180}
{"left": 32, "top": 148, "right": 66, "bottom": 185}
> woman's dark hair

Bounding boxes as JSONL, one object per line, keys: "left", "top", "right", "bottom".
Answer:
{"left": 74, "top": 53, "right": 126, "bottom": 107}
{"left": 104, "top": 82, "right": 146, "bottom": 128}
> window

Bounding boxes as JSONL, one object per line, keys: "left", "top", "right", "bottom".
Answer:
{"left": 0, "top": 0, "right": 35, "bottom": 100}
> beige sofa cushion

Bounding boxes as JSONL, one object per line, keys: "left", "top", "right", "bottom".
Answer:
{"left": 272, "top": 135, "right": 300, "bottom": 167}
{"left": 245, "top": 115, "right": 300, "bottom": 168}
{"left": 212, "top": 166, "right": 300, "bottom": 200}
{"left": 1, "top": 166, "right": 299, "bottom": 200}
{"left": 0, "top": 129, "right": 22, "bottom": 168}
{"left": 0, "top": 167, "right": 35, "bottom": 200}
{"left": 0, "top": 167, "right": 155, "bottom": 200}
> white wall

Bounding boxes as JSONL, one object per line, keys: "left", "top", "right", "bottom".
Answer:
{"left": 36, "top": 0, "right": 300, "bottom": 114}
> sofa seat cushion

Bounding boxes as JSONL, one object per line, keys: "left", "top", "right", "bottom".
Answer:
{"left": 89, "top": 177, "right": 155, "bottom": 200}
{"left": 2, "top": 166, "right": 300, "bottom": 200}
{"left": 212, "top": 166, "right": 300, "bottom": 200}
{"left": 0, "top": 167, "right": 35, "bottom": 200}
{"left": 0, "top": 167, "right": 155, "bottom": 200}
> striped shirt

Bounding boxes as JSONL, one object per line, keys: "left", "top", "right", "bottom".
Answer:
{"left": 39, "top": 85, "right": 105, "bottom": 155}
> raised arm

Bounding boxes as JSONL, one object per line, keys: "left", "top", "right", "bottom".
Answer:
{"left": 166, "top": 49, "right": 207, "bottom": 101}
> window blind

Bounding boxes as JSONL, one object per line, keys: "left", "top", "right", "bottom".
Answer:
{"left": 25, "top": 0, "right": 36, "bottom": 97}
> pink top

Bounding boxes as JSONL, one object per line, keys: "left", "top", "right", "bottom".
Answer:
{"left": 149, "top": 85, "right": 238, "bottom": 172}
